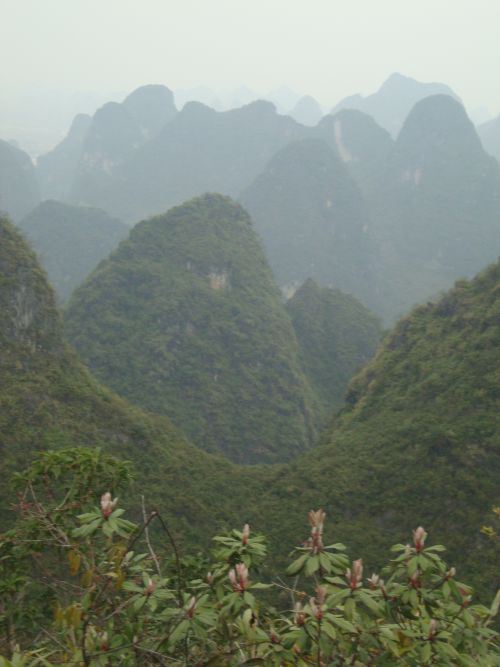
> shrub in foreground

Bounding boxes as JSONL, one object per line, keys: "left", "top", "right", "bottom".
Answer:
{"left": 0, "top": 448, "right": 498, "bottom": 665}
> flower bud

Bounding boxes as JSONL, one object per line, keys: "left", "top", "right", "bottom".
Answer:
{"left": 99, "top": 631, "right": 109, "bottom": 651}
{"left": 206, "top": 571, "right": 214, "bottom": 586}
{"left": 309, "top": 597, "right": 322, "bottom": 620}
{"left": 347, "top": 559, "right": 363, "bottom": 590}
{"left": 413, "top": 526, "right": 426, "bottom": 552}
{"left": 294, "top": 602, "right": 305, "bottom": 626}
{"left": 428, "top": 619, "right": 438, "bottom": 639}
{"left": 186, "top": 596, "right": 197, "bottom": 618}
{"left": 100, "top": 492, "right": 118, "bottom": 519}
{"left": 229, "top": 562, "right": 249, "bottom": 592}
{"left": 307, "top": 509, "right": 326, "bottom": 554}
{"left": 242, "top": 523, "right": 250, "bottom": 545}
{"left": 316, "top": 585, "right": 327, "bottom": 605}
{"left": 145, "top": 577, "right": 156, "bottom": 596}
{"left": 409, "top": 570, "right": 421, "bottom": 588}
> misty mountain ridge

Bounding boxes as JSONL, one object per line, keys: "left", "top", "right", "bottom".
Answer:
{"left": 18, "top": 200, "right": 128, "bottom": 303}
{"left": 68, "top": 98, "right": 307, "bottom": 222}
{"left": 0, "top": 139, "right": 39, "bottom": 220}
{"left": 288, "top": 95, "right": 324, "bottom": 126}
{"left": 331, "top": 72, "right": 461, "bottom": 137}
{"left": 369, "top": 93, "right": 500, "bottom": 320}
{"left": 478, "top": 114, "right": 500, "bottom": 163}
{"left": 239, "top": 137, "right": 378, "bottom": 310}
{"left": 30, "top": 81, "right": 500, "bottom": 325}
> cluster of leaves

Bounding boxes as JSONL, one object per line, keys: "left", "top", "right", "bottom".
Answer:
{"left": 0, "top": 449, "right": 498, "bottom": 666}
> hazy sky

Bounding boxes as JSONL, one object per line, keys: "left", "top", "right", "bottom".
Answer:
{"left": 2, "top": 0, "right": 500, "bottom": 114}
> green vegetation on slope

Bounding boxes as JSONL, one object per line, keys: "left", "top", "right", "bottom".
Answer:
{"left": 3, "top": 455, "right": 498, "bottom": 664}
{"left": 259, "top": 261, "right": 500, "bottom": 597}
{"left": 0, "top": 214, "right": 263, "bottom": 544}
{"left": 1, "top": 207, "right": 499, "bottom": 600}
{"left": 286, "top": 278, "right": 381, "bottom": 420}
{"left": 65, "top": 194, "right": 320, "bottom": 463}
{"left": 18, "top": 200, "right": 128, "bottom": 303}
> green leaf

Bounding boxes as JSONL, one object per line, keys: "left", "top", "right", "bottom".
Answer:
{"left": 305, "top": 555, "right": 319, "bottom": 576}
{"left": 286, "top": 553, "right": 308, "bottom": 576}
{"left": 330, "top": 615, "right": 356, "bottom": 634}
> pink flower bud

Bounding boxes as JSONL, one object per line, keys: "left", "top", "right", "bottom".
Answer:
{"left": 294, "top": 602, "right": 305, "bottom": 626}
{"left": 367, "top": 573, "right": 380, "bottom": 589}
{"left": 309, "top": 597, "right": 322, "bottom": 620}
{"left": 229, "top": 562, "right": 249, "bottom": 592}
{"left": 413, "top": 526, "right": 426, "bottom": 552}
{"left": 242, "top": 523, "right": 250, "bottom": 545}
{"left": 206, "top": 571, "right": 214, "bottom": 585}
{"left": 428, "top": 619, "right": 438, "bottom": 639}
{"left": 186, "top": 596, "right": 197, "bottom": 618}
{"left": 347, "top": 559, "right": 363, "bottom": 590}
{"left": 145, "top": 577, "right": 156, "bottom": 596}
{"left": 316, "top": 585, "right": 327, "bottom": 605}
{"left": 307, "top": 510, "right": 326, "bottom": 553}
{"left": 409, "top": 570, "right": 421, "bottom": 588}
{"left": 99, "top": 631, "right": 109, "bottom": 651}
{"left": 100, "top": 492, "right": 118, "bottom": 519}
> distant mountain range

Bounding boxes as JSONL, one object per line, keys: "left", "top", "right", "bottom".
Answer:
{"left": 368, "top": 94, "right": 500, "bottom": 320}
{"left": 331, "top": 72, "right": 461, "bottom": 137}
{"left": 239, "top": 137, "right": 378, "bottom": 310}
{"left": 3, "top": 72, "right": 496, "bottom": 325}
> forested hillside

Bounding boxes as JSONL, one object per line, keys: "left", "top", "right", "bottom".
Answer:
{"left": 64, "top": 194, "right": 322, "bottom": 463}
{"left": 0, "top": 214, "right": 263, "bottom": 541}
{"left": 259, "top": 261, "right": 500, "bottom": 595}
{"left": 286, "top": 278, "right": 381, "bottom": 417}
{"left": 2, "top": 208, "right": 498, "bottom": 597}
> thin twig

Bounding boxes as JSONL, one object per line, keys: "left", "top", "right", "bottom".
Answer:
{"left": 154, "top": 512, "right": 183, "bottom": 606}
{"left": 141, "top": 495, "right": 161, "bottom": 576}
